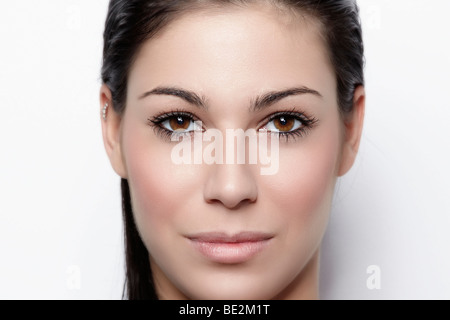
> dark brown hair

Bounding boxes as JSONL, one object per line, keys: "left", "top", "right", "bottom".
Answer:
{"left": 101, "top": 0, "right": 364, "bottom": 300}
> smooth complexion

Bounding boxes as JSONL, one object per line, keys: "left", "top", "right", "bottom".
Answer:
{"left": 101, "top": 2, "right": 365, "bottom": 300}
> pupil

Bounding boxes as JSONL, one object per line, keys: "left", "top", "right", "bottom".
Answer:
{"left": 176, "top": 117, "right": 184, "bottom": 125}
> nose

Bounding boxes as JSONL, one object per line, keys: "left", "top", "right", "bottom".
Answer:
{"left": 203, "top": 164, "right": 258, "bottom": 210}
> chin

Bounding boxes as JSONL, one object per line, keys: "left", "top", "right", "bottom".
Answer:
{"left": 190, "top": 288, "right": 273, "bottom": 300}
{"left": 179, "top": 276, "right": 280, "bottom": 300}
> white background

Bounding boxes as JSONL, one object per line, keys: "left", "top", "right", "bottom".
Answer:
{"left": 0, "top": 0, "right": 449, "bottom": 300}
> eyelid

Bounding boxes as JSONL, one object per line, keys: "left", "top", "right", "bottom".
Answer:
{"left": 148, "top": 109, "right": 318, "bottom": 143}
{"left": 148, "top": 110, "right": 205, "bottom": 141}
{"left": 149, "top": 109, "right": 200, "bottom": 124}
{"left": 258, "top": 109, "right": 315, "bottom": 129}
{"left": 258, "top": 110, "right": 319, "bottom": 142}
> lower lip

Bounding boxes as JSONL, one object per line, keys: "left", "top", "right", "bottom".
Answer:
{"left": 189, "top": 239, "right": 271, "bottom": 264}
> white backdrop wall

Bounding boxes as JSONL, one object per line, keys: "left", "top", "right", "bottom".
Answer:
{"left": 0, "top": 0, "right": 449, "bottom": 299}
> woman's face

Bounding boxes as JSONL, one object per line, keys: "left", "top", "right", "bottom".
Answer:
{"left": 108, "top": 4, "right": 352, "bottom": 299}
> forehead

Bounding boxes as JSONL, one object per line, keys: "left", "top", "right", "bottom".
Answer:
{"left": 127, "top": 4, "right": 335, "bottom": 102}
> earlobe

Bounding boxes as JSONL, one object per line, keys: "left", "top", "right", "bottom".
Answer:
{"left": 337, "top": 85, "right": 365, "bottom": 177}
{"left": 100, "top": 85, "right": 128, "bottom": 179}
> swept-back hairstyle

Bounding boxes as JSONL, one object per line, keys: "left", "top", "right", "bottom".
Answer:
{"left": 101, "top": 0, "right": 364, "bottom": 300}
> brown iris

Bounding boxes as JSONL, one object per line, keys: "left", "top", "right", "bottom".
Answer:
{"left": 273, "top": 116, "right": 295, "bottom": 132}
{"left": 169, "top": 116, "right": 191, "bottom": 131}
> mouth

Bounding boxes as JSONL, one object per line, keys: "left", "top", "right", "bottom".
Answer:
{"left": 186, "top": 232, "right": 274, "bottom": 264}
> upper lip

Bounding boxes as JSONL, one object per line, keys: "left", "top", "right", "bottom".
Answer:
{"left": 186, "top": 232, "right": 274, "bottom": 243}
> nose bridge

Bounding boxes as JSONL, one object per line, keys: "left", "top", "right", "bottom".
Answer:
{"left": 203, "top": 161, "right": 258, "bottom": 210}
{"left": 200, "top": 104, "right": 261, "bottom": 209}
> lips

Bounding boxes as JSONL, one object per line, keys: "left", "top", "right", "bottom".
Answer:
{"left": 186, "top": 232, "right": 273, "bottom": 264}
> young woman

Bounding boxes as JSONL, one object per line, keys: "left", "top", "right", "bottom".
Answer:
{"left": 100, "top": 0, "right": 365, "bottom": 300}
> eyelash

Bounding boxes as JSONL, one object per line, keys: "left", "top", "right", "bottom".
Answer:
{"left": 264, "top": 110, "right": 318, "bottom": 142}
{"left": 147, "top": 109, "right": 199, "bottom": 141}
{"left": 147, "top": 108, "right": 318, "bottom": 142}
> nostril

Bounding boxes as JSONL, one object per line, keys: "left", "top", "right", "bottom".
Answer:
{"left": 203, "top": 165, "right": 258, "bottom": 210}
{"left": 205, "top": 197, "right": 256, "bottom": 211}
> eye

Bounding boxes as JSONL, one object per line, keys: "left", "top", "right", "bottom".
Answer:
{"left": 265, "top": 115, "right": 303, "bottom": 133}
{"left": 160, "top": 115, "right": 197, "bottom": 132}
{"left": 148, "top": 111, "right": 204, "bottom": 141}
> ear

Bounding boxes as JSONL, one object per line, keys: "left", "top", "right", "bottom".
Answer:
{"left": 100, "top": 84, "right": 128, "bottom": 178}
{"left": 337, "top": 85, "right": 365, "bottom": 177}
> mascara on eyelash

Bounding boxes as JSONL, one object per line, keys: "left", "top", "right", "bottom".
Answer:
{"left": 149, "top": 110, "right": 197, "bottom": 124}
{"left": 148, "top": 110, "right": 318, "bottom": 142}
{"left": 266, "top": 110, "right": 317, "bottom": 124}
{"left": 263, "top": 111, "right": 319, "bottom": 142}
{"left": 147, "top": 110, "right": 200, "bottom": 141}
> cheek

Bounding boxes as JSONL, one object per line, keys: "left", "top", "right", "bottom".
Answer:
{"left": 265, "top": 122, "right": 342, "bottom": 235}
{"left": 121, "top": 123, "right": 200, "bottom": 242}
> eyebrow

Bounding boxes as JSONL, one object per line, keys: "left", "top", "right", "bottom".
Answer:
{"left": 251, "top": 87, "right": 322, "bottom": 112}
{"left": 138, "top": 86, "right": 322, "bottom": 111}
{"left": 139, "top": 86, "right": 208, "bottom": 110}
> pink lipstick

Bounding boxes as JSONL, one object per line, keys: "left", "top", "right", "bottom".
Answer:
{"left": 187, "top": 232, "right": 273, "bottom": 264}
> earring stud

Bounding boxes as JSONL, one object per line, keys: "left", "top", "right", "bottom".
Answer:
{"left": 102, "top": 103, "right": 109, "bottom": 120}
